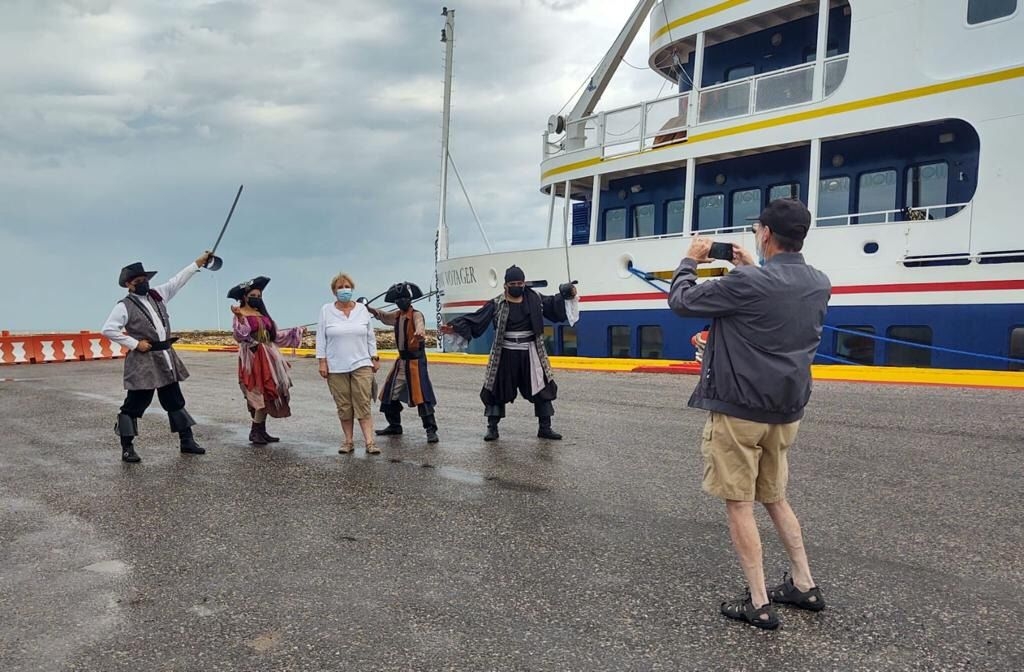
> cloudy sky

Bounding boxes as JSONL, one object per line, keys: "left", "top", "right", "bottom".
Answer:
{"left": 1, "top": 0, "right": 666, "bottom": 331}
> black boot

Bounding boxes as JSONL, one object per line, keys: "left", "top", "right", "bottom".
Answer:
{"left": 120, "top": 436, "right": 140, "bottom": 463}
{"left": 249, "top": 422, "right": 267, "bottom": 445}
{"left": 116, "top": 413, "right": 140, "bottom": 462}
{"left": 259, "top": 422, "right": 280, "bottom": 443}
{"left": 537, "top": 417, "right": 562, "bottom": 440}
{"left": 484, "top": 417, "right": 500, "bottom": 442}
{"left": 536, "top": 402, "right": 562, "bottom": 440}
{"left": 178, "top": 427, "right": 206, "bottom": 454}
{"left": 376, "top": 403, "right": 403, "bottom": 436}
{"left": 169, "top": 410, "right": 204, "bottom": 454}
{"left": 484, "top": 404, "right": 504, "bottom": 441}
{"left": 419, "top": 405, "right": 438, "bottom": 443}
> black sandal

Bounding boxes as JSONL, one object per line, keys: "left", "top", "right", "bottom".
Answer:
{"left": 720, "top": 591, "right": 780, "bottom": 630}
{"left": 768, "top": 573, "right": 826, "bottom": 612}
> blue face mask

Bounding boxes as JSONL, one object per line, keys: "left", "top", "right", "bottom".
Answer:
{"left": 336, "top": 288, "right": 353, "bottom": 302}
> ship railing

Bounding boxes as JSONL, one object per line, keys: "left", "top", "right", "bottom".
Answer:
{"left": 816, "top": 202, "right": 969, "bottom": 227}
{"left": 544, "top": 55, "right": 849, "bottom": 159}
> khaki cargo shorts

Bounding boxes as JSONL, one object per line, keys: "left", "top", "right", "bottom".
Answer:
{"left": 327, "top": 367, "right": 375, "bottom": 421}
{"left": 700, "top": 412, "right": 800, "bottom": 503}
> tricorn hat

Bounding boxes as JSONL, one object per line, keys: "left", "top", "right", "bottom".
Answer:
{"left": 384, "top": 281, "right": 424, "bottom": 304}
{"left": 227, "top": 276, "right": 271, "bottom": 301}
{"left": 119, "top": 262, "right": 158, "bottom": 288}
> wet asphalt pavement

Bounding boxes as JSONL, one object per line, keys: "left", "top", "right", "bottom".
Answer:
{"left": 1, "top": 352, "right": 1022, "bottom": 671}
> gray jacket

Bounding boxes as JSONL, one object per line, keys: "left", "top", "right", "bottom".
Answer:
{"left": 668, "top": 253, "right": 831, "bottom": 424}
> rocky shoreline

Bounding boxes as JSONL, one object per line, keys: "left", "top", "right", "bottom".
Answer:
{"left": 175, "top": 329, "right": 438, "bottom": 350}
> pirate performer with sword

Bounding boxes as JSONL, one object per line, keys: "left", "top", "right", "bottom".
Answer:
{"left": 440, "top": 266, "right": 579, "bottom": 442}
{"left": 367, "top": 281, "right": 440, "bottom": 444}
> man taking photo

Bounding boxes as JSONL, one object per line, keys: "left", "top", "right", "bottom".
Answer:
{"left": 668, "top": 199, "right": 831, "bottom": 630}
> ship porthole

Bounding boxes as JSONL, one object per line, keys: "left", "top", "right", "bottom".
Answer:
{"left": 487, "top": 268, "right": 498, "bottom": 287}
{"left": 618, "top": 254, "right": 634, "bottom": 279}
{"left": 863, "top": 242, "right": 879, "bottom": 254}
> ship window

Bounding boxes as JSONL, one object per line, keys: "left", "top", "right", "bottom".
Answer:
{"left": 906, "top": 162, "right": 949, "bottom": 219}
{"left": 1010, "top": 327, "right": 1024, "bottom": 371}
{"left": 967, "top": 0, "right": 1017, "bottom": 24}
{"left": 639, "top": 326, "right": 664, "bottom": 359}
{"left": 666, "top": 199, "right": 685, "bottom": 234}
{"left": 609, "top": 326, "right": 631, "bottom": 358}
{"left": 856, "top": 170, "right": 898, "bottom": 224}
{"left": 817, "top": 176, "right": 851, "bottom": 225}
{"left": 886, "top": 326, "right": 932, "bottom": 367}
{"left": 603, "top": 208, "right": 628, "bottom": 241}
{"left": 726, "top": 64, "right": 755, "bottom": 81}
{"left": 732, "top": 188, "right": 762, "bottom": 228}
{"left": 697, "top": 194, "right": 725, "bottom": 231}
{"left": 770, "top": 183, "right": 800, "bottom": 202}
{"left": 561, "top": 326, "right": 578, "bottom": 356}
{"left": 543, "top": 326, "right": 555, "bottom": 355}
{"left": 633, "top": 203, "right": 656, "bottom": 238}
{"left": 835, "top": 326, "right": 875, "bottom": 365}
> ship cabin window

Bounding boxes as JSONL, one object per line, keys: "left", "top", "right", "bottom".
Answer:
{"left": 561, "top": 326, "right": 578, "bottom": 356}
{"left": 603, "top": 208, "right": 628, "bottom": 241}
{"left": 967, "top": 0, "right": 1018, "bottom": 24}
{"left": 666, "top": 199, "right": 685, "bottom": 234}
{"left": 817, "top": 176, "right": 851, "bottom": 225}
{"left": 802, "top": 44, "right": 840, "bottom": 62}
{"left": 726, "top": 64, "right": 755, "bottom": 81}
{"left": 770, "top": 183, "right": 800, "bottom": 202}
{"left": 697, "top": 194, "right": 726, "bottom": 231}
{"left": 886, "top": 326, "right": 932, "bottom": 367}
{"left": 1010, "top": 327, "right": 1024, "bottom": 371}
{"left": 906, "top": 162, "right": 950, "bottom": 219}
{"left": 609, "top": 326, "right": 631, "bottom": 358}
{"left": 732, "top": 188, "right": 762, "bottom": 228}
{"left": 856, "top": 170, "right": 898, "bottom": 224}
{"left": 639, "top": 326, "right": 664, "bottom": 359}
{"left": 633, "top": 203, "right": 656, "bottom": 238}
{"left": 543, "top": 326, "right": 555, "bottom": 355}
{"left": 835, "top": 326, "right": 875, "bottom": 365}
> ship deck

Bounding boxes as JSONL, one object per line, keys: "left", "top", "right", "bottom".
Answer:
{"left": 2, "top": 352, "right": 1022, "bottom": 670}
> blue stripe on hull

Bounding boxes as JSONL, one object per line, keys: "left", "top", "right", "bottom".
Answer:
{"left": 443, "top": 304, "right": 1024, "bottom": 370}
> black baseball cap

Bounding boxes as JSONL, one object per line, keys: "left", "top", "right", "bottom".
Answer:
{"left": 751, "top": 198, "right": 811, "bottom": 241}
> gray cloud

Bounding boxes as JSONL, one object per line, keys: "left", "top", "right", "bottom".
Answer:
{"left": 0, "top": 0, "right": 663, "bottom": 330}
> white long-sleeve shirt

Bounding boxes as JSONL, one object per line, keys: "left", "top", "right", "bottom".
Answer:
{"left": 101, "top": 262, "right": 201, "bottom": 369}
{"left": 315, "top": 302, "right": 377, "bottom": 373}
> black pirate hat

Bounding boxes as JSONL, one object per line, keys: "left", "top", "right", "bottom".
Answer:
{"left": 227, "top": 276, "right": 271, "bottom": 301}
{"left": 384, "top": 281, "right": 424, "bottom": 304}
{"left": 118, "top": 262, "right": 158, "bottom": 288}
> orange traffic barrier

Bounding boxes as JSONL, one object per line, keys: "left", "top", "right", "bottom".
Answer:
{"left": 0, "top": 331, "right": 125, "bottom": 365}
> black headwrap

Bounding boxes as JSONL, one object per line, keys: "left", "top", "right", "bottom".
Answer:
{"left": 504, "top": 265, "right": 525, "bottom": 283}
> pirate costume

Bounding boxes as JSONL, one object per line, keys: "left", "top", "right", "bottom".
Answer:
{"left": 229, "top": 276, "right": 304, "bottom": 445}
{"left": 370, "top": 282, "right": 439, "bottom": 443}
{"left": 445, "top": 266, "right": 579, "bottom": 441}
{"left": 101, "top": 260, "right": 206, "bottom": 463}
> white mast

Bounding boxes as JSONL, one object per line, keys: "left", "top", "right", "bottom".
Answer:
{"left": 437, "top": 7, "right": 455, "bottom": 262}
{"left": 435, "top": 7, "right": 455, "bottom": 349}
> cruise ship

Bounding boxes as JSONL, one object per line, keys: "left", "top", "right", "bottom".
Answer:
{"left": 436, "top": 0, "right": 1024, "bottom": 370}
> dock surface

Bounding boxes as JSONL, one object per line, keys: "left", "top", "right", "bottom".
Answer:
{"left": 2, "top": 352, "right": 1022, "bottom": 671}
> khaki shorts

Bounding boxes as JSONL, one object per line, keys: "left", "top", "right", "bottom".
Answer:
{"left": 700, "top": 412, "right": 800, "bottom": 503}
{"left": 327, "top": 367, "right": 375, "bottom": 421}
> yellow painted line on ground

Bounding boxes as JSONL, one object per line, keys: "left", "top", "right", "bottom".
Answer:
{"left": 175, "top": 344, "right": 1024, "bottom": 388}
{"left": 541, "top": 65, "right": 1024, "bottom": 181}
{"left": 652, "top": 0, "right": 749, "bottom": 41}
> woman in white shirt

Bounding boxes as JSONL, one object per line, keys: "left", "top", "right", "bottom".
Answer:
{"left": 316, "top": 273, "right": 381, "bottom": 454}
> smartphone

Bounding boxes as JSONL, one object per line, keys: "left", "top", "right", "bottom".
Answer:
{"left": 709, "top": 242, "right": 734, "bottom": 262}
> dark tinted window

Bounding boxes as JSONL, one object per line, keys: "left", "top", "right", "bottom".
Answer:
{"left": 609, "top": 326, "right": 631, "bottom": 357}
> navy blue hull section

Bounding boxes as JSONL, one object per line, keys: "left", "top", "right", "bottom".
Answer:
{"left": 443, "top": 303, "right": 1024, "bottom": 370}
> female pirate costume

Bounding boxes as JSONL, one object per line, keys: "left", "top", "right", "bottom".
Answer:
{"left": 370, "top": 282, "right": 439, "bottom": 443}
{"left": 445, "top": 266, "right": 579, "bottom": 441}
{"left": 229, "top": 276, "right": 304, "bottom": 445}
{"left": 101, "top": 257, "right": 209, "bottom": 463}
